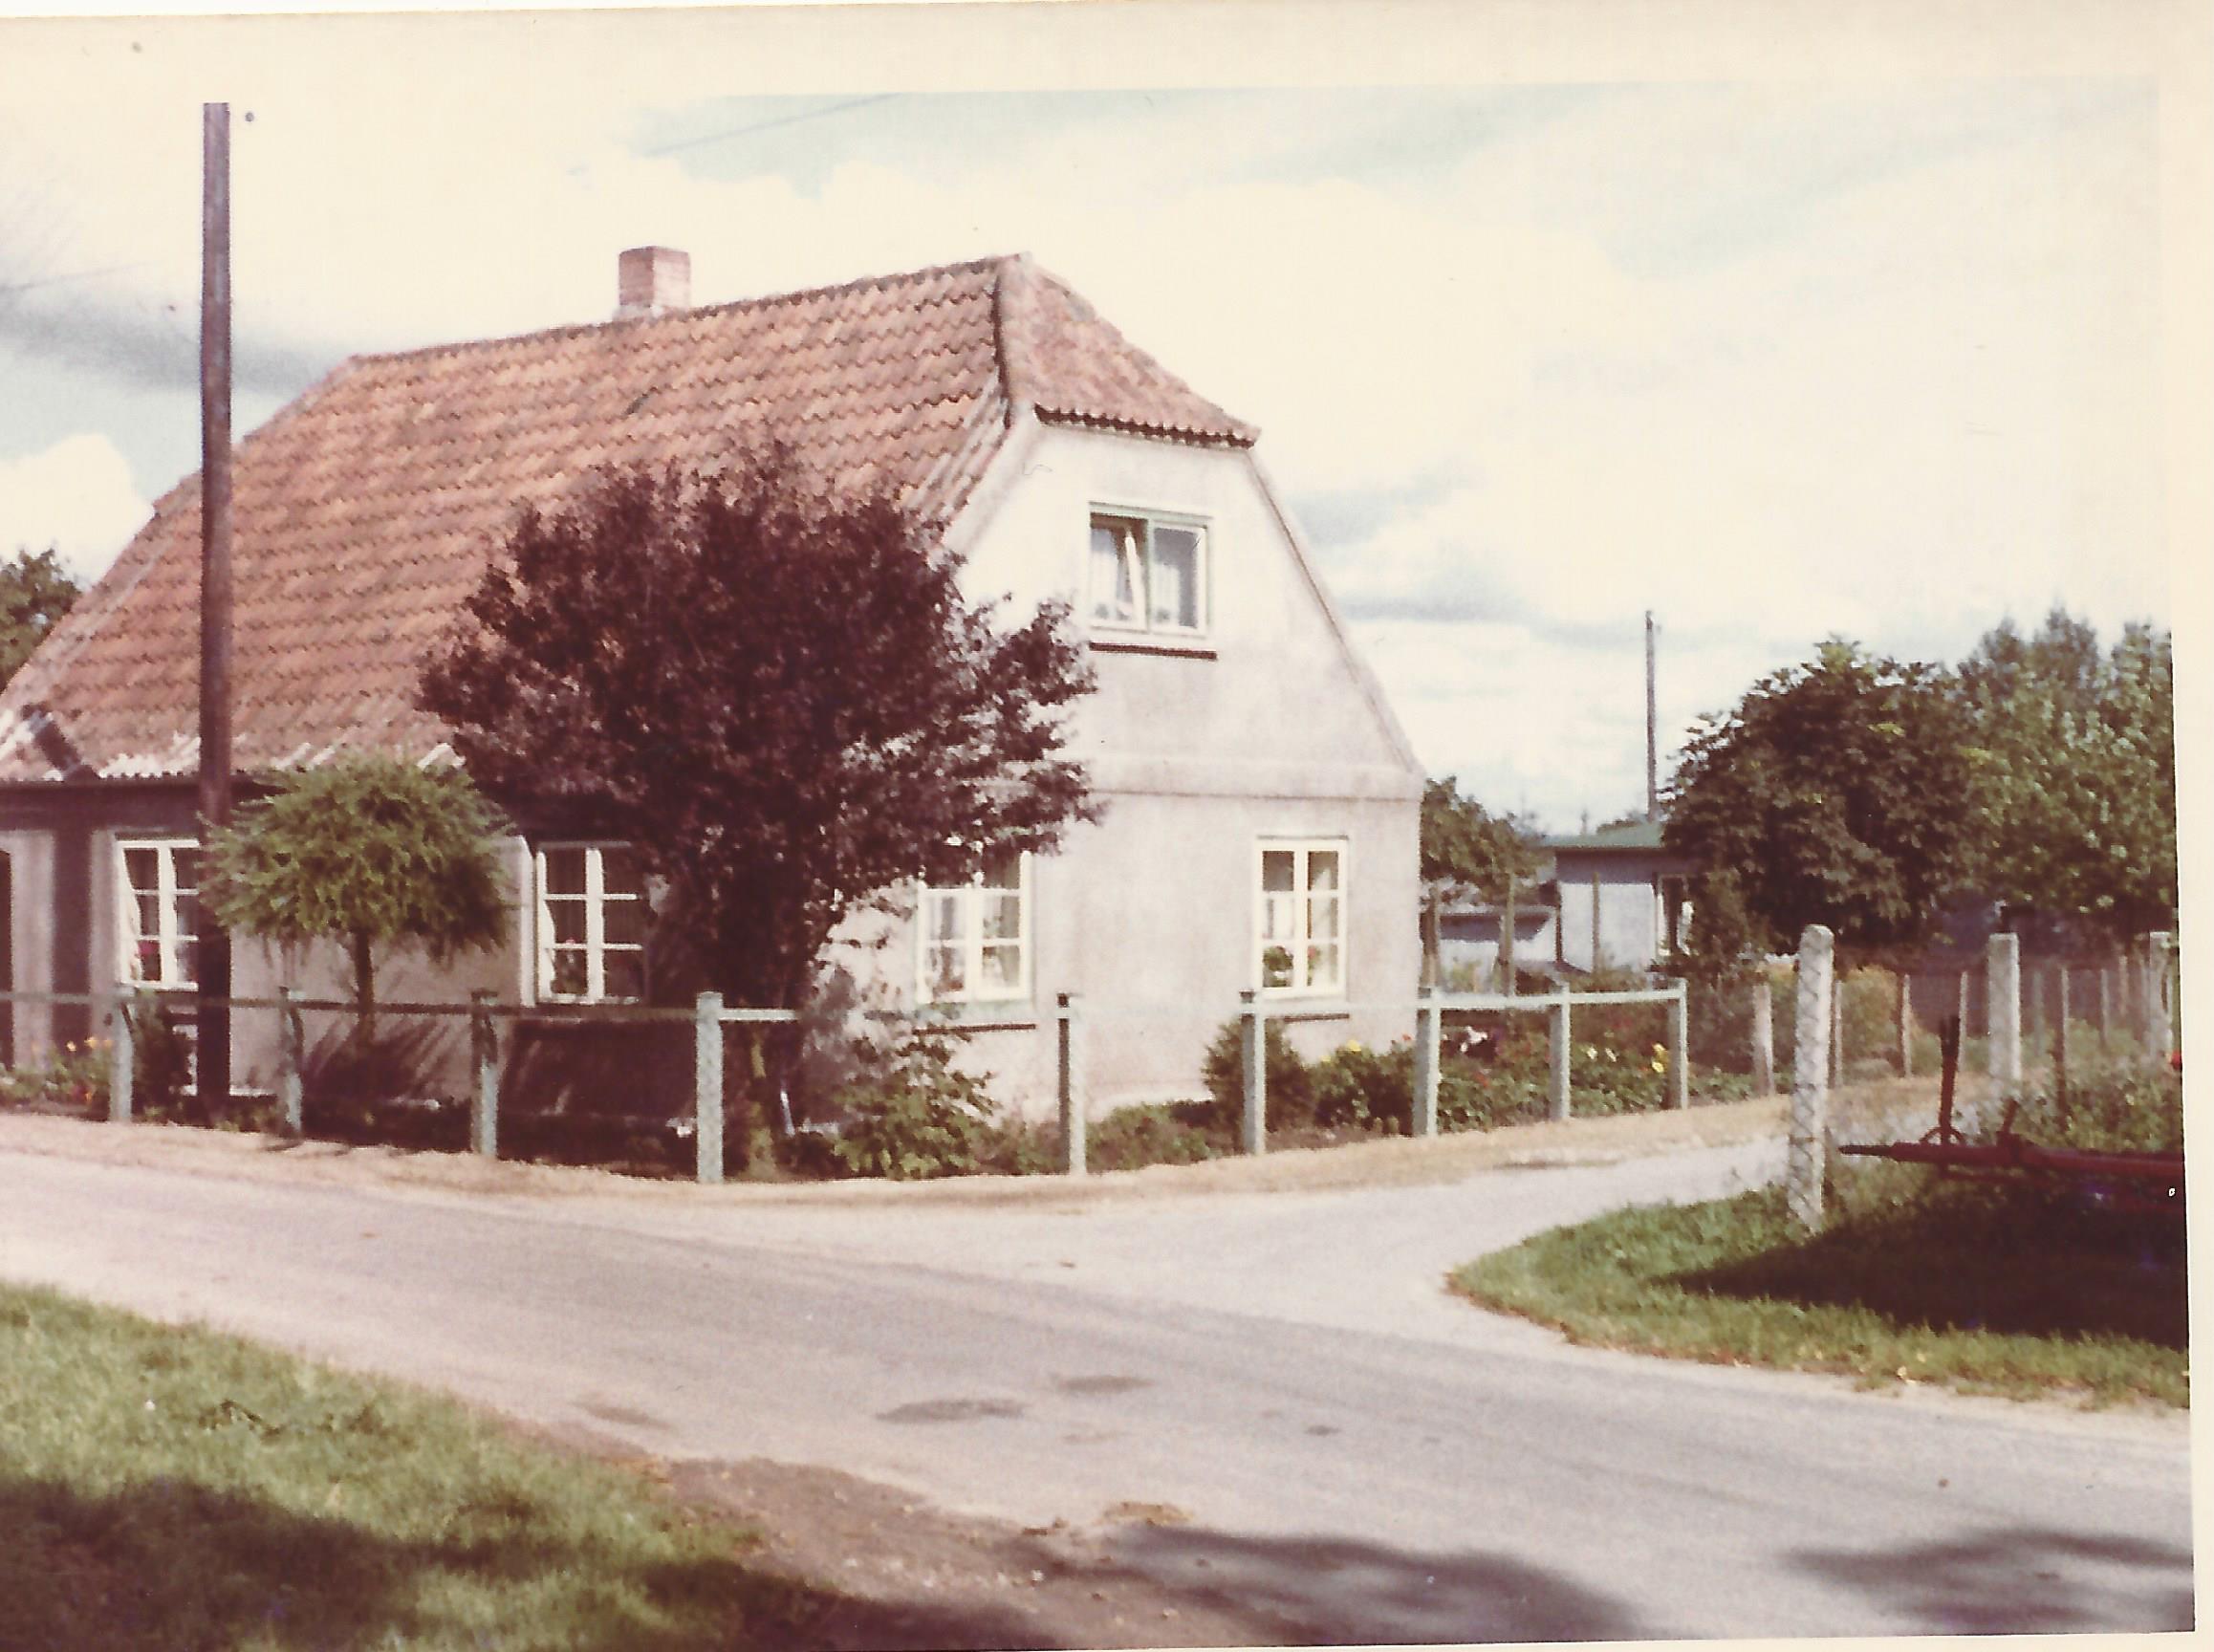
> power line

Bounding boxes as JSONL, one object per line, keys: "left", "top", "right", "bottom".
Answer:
{"left": 562, "top": 94, "right": 904, "bottom": 176}
{"left": 0, "top": 260, "right": 148, "bottom": 297}
{"left": 637, "top": 94, "right": 903, "bottom": 161}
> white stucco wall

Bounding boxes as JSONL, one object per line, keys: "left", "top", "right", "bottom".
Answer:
{"left": 836, "top": 420, "right": 1424, "bottom": 1118}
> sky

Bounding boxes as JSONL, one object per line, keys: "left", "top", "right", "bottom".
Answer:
{"left": 0, "top": 2, "right": 2197, "bottom": 835}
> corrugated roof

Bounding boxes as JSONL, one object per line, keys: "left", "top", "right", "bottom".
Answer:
{"left": 1547, "top": 819, "right": 1670, "bottom": 852}
{"left": 0, "top": 253, "right": 1254, "bottom": 783}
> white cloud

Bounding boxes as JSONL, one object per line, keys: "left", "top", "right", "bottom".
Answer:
{"left": 0, "top": 433, "right": 147, "bottom": 583}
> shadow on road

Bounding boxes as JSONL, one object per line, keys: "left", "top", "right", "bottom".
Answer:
{"left": 1114, "top": 1522, "right": 1653, "bottom": 1644}
{"left": 1786, "top": 1524, "right": 2195, "bottom": 1633}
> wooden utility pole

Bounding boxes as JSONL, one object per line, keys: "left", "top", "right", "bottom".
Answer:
{"left": 197, "top": 102, "right": 234, "bottom": 1121}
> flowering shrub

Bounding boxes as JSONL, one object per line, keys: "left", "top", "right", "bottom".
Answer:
{"left": 0, "top": 1036, "right": 112, "bottom": 1113}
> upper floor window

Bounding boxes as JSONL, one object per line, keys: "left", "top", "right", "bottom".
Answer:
{"left": 1256, "top": 839, "right": 1345, "bottom": 996}
{"left": 536, "top": 843, "right": 646, "bottom": 1003}
{"left": 1089, "top": 510, "right": 1207, "bottom": 637}
{"left": 119, "top": 838, "right": 200, "bottom": 989}
{"left": 919, "top": 851, "right": 1031, "bottom": 1005}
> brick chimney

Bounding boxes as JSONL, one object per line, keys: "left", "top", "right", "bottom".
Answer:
{"left": 616, "top": 247, "right": 690, "bottom": 318}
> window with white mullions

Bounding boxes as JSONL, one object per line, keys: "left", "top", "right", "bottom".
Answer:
{"left": 1256, "top": 840, "right": 1345, "bottom": 996}
{"left": 119, "top": 838, "right": 201, "bottom": 989}
{"left": 1088, "top": 511, "right": 1207, "bottom": 636}
{"left": 535, "top": 843, "right": 646, "bottom": 1003}
{"left": 919, "top": 851, "right": 1030, "bottom": 1005}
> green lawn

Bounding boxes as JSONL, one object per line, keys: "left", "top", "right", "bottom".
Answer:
{"left": 1452, "top": 1167, "right": 2187, "bottom": 1408}
{"left": 0, "top": 1283, "right": 822, "bottom": 1650}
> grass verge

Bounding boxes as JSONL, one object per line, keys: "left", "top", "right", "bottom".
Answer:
{"left": 0, "top": 1282, "right": 824, "bottom": 1650}
{"left": 1450, "top": 1165, "right": 2187, "bottom": 1409}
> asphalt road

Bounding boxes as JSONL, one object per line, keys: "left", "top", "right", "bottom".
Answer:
{"left": 0, "top": 1139, "right": 2193, "bottom": 1641}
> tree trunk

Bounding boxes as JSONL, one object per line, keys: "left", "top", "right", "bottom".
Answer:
{"left": 1502, "top": 878, "right": 1518, "bottom": 998}
{"left": 351, "top": 930, "right": 377, "bottom": 1044}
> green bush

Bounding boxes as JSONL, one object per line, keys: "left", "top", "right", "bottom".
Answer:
{"left": 1987, "top": 1058, "right": 2182, "bottom": 1157}
{"left": 1312, "top": 1039, "right": 1414, "bottom": 1134}
{"left": 1200, "top": 1016, "right": 1315, "bottom": 1131}
{"left": 827, "top": 1027, "right": 1006, "bottom": 1181}
{"left": 1087, "top": 1101, "right": 1222, "bottom": 1170}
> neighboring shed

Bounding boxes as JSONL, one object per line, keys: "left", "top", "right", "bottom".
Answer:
{"left": 1546, "top": 819, "right": 1692, "bottom": 975}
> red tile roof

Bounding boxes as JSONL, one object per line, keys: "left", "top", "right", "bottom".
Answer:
{"left": 0, "top": 254, "right": 1254, "bottom": 783}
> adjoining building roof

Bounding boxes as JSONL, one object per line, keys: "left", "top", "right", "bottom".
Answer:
{"left": 1547, "top": 818, "right": 1671, "bottom": 854}
{"left": 0, "top": 254, "right": 1255, "bottom": 784}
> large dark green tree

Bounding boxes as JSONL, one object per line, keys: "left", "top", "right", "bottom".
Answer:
{"left": 1955, "top": 608, "right": 2175, "bottom": 936}
{"left": 0, "top": 546, "right": 81, "bottom": 686}
{"left": 1663, "top": 639, "right": 1974, "bottom": 959}
{"left": 419, "top": 452, "right": 1097, "bottom": 1013}
{"left": 1420, "top": 776, "right": 1544, "bottom": 986}
{"left": 202, "top": 756, "right": 510, "bottom": 1032}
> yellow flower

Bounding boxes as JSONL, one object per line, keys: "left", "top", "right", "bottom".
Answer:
{"left": 1651, "top": 1057, "right": 1667, "bottom": 1074}
{"left": 1340, "top": 1040, "right": 1364, "bottom": 1054}
{"left": 1583, "top": 1044, "right": 1598, "bottom": 1059}
{"left": 1652, "top": 1042, "right": 1667, "bottom": 1056}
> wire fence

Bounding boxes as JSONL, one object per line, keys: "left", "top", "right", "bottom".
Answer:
{"left": 0, "top": 935, "right": 2175, "bottom": 1186}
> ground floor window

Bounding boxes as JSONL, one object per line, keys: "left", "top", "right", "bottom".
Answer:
{"left": 535, "top": 843, "right": 646, "bottom": 1003}
{"left": 919, "top": 851, "right": 1030, "bottom": 1005}
{"left": 118, "top": 837, "right": 200, "bottom": 989}
{"left": 1256, "top": 839, "right": 1345, "bottom": 995}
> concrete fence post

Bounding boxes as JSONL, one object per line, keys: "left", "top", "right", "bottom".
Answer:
{"left": 1896, "top": 968, "right": 1914, "bottom": 1078}
{"left": 1749, "top": 976, "right": 1775, "bottom": 1096}
{"left": 1667, "top": 980, "right": 1689, "bottom": 1110}
{"left": 1955, "top": 968, "right": 1971, "bottom": 1047}
{"left": 694, "top": 991, "right": 724, "bottom": 1185}
{"left": 1056, "top": 992, "right": 1086, "bottom": 1178}
{"left": 276, "top": 986, "right": 305, "bottom": 1137}
{"left": 2096, "top": 962, "right": 2112, "bottom": 1049}
{"left": 469, "top": 989, "right": 499, "bottom": 1160}
{"left": 2147, "top": 932, "right": 2175, "bottom": 1060}
{"left": 1239, "top": 990, "right": 1267, "bottom": 1157}
{"left": 1788, "top": 924, "right": 1834, "bottom": 1232}
{"left": 108, "top": 994, "right": 135, "bottom": 1125}
{"left": 1828, "top": 966, "right": 1844, "bottom": 1088}
{"left": 1548, "top": 986, "right": 1572, "bottom": 1121}
{"left": 1986, "top": 933, "right": 2021, "bottom": 1088}
{"left": 1412, "top": 985, "right": 1442, "bottom": 1137}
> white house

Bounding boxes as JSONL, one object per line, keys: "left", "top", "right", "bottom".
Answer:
{"left": 0, "top": 250, "right": 1422, "bottom": 1122}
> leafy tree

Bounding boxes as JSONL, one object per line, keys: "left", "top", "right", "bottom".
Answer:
{"left": 1420, "top": 776, "right": 1544, "bottom": 986}
{"left": 418, "top": 452, "right": 1096, "bottom": 1016}
{"left": 1663, "top": 639, "right": 1974, "bottom": 959}
{"left": 202, "top": 756, "right": 510, "bottom": 1032}
{"left": 1955, "top": 608, "right": 2176, "bottom": 936}
{"left": 0, "top": 546, "right": 80, "bottom": 686}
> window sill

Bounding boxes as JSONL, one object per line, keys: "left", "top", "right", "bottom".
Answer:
{"left": 1088, "top": 636, "right": 1217, "bottom": 661}
{"left": 1256, "top": 1002, "right": 1353, "bottom": 1023}
{"left": 920, "top": 1009, "right": 1039, "bottom": 1032}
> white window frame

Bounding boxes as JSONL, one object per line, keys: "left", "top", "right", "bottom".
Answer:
{"left": 533, "top": 841, "right": 647, "bottom": 1004}
{"left": 117, "top": 837, "right": 200, "bottom": 990}
{"left": 1254, "top": 837, "right": 1349, "bottom": 999}
{"left": 1086, "top": 507, "right": 1210, "bottom": 639}
{"left": 916, "top": 852, "right": 1033, "bottom": 1007}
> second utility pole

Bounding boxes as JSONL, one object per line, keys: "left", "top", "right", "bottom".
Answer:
{"left": 1645, "top": 609, "right": 1658, "bottom": 821}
